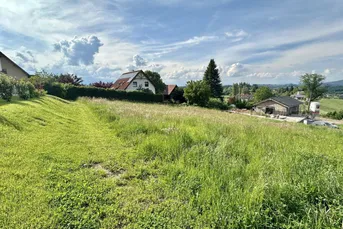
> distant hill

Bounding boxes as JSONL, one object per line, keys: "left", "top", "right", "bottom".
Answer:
{"left": 324, "top": 80, "right": 343, "bottom": 87}
{"left": 223, "top": 83, "right": 298, "bottom": 89}
{"left": 223, "top": 81, "right": 343, "bottom": 88}
{"left": 258, "top": 83, "right": 298, "bottom": 89}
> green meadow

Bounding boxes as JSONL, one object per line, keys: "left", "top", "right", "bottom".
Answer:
{"left": 320, "top": 98, "right": 343, "bottom": 114}
{"left": 1, "top": 95, "right": 343, "bottom": 228}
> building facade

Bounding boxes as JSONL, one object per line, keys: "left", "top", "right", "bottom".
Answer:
{"left": 0, "top": 52, "right": 30, "bottom": 80}
{"left": 112, "top": 70, "right": 156, "bottom": 94}
{"left": 254, "top": 96, "right": 302, "bottom": 116}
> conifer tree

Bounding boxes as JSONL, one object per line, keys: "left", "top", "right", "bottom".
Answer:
{"left": 203, "top": 59, "right": 223, "bottom": 98}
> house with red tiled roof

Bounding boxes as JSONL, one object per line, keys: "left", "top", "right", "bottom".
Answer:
{"left": 112, "top": 70, "right": 156, "bottom": 94}
{"left": 163, "top": 84, "right": 178, "bottom": 100}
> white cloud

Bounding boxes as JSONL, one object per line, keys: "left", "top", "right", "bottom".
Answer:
{"left": 54, "top": 35, "right": 103, "bottom": 66}
{"left": 15, "top": 48, "right": 37, "bottom": 64}
{"left": 126, "top": 54, "right": 165, "bottom": 73}
{"left": 132, "top": 54, "right": 148, "bottom": 67}
{"left": 216, "top": 19, "right": 343, "bottom": 69}
{"left": 226, "top": 63, "right": 248, "bottom": 77}
{"left": 0, "top": 0, "right": 126, "bottom": 42}
{"left": 323, "top": 68, "right": 336, "bottom": 76}
{"left": 142, "top": 36, "right": 218, "bottom": 57}
{"left": 265, "top": 41, "right": 343, "bottom": 70}
{"left": 225, "top": 30, "right": 249, "bottom": 42}
{"left": 42, "top": 62, "right": 122, "bottom": 82}
{"left": 246, "top": 70, "right": 305, "bottom": 80}
{"left": 148, "top": 63, "right": 165, "bottom": 72}
{"left": 163, "top": 65, "right": 206, "bottom": 80}
{"left": 1, "top": 0, "right": 343, "bottom": 85}
{"left": 179, "top": 36, "right": 218, "bottom": 45}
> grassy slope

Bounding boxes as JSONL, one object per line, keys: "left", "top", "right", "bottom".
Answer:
{"left": 1, "top": 96, "right": 343, "bottom": 228}
{"left": 320, "top": 99, "right": 343, "bottom": 114}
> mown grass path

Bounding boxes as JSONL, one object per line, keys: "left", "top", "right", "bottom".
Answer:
{"left": 0, "top": 96, "right": 123, "bottom": 228}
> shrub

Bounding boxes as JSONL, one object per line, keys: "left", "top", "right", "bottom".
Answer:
{"left": 16, "top": 80, "right": 37, "bottom": 99}
{"left": 170, "top": 87, "right": 186, "bottom": 103}
{"left": 16, "top": 80, "right": 31, "bottom": 99}
{"left": 227, "top": 97, "right": 235, "bottom": 105}
{"left": 33, "top": 89, "right": 47, "bottom": 97}
{"left": 235, "top": 99, "right": 253, "bottom": 109}
{"left": 207, "top": 98, "right": 229, "bottom": 110}
{"left": 324, "top": 110, "right": 343, "bottom": 120}
{"left": 27, "top": 82, "right": 36, "bottom": 97}
{"left": 44, "top": 83, "right": 68, "bottom": 99}
{"left": 16, "top": 80, "right": 42, "bottom": 100}
{"left": 137, "top": 88, "right": 154, "bottom": 94}
{"left": 29, "top": 72, "right": 57, "bottom": 89}
{"left": 184, "top": 80, "right": 210, "bottom": 107}
{"left": 0, "top": 74, "right": 15, "bottom": 101}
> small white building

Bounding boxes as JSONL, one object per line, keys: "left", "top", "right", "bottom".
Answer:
{"left": 0, "top": 52, "right": 30, "bottom": 80}
{"left": 112, "top": 70, "right": 156, "bottom": 94}
{"left": 291, "top": 91, "right": 306, "bottom": 101}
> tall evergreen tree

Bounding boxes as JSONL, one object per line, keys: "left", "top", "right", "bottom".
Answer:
{"left": 203, "top": 59, "right": 223, "bottom": 98}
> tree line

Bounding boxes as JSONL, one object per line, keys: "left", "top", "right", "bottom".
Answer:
{"left": 1, "top": 60, "right": 328, "bottom": 113}
{"left": 182, "top": 59, "right": 328, "bottom": 112}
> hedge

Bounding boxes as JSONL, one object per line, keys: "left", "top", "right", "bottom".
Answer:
{"left": 16, "top": 80, "right": 37, "bottom": 100}
{"left": 324, "top": 110, "right": 343, "bottom": 120}
{"left": 0, "top": 74, "right": 14, "bottom": 101}
{"left": 44, "top": 83, "right": 164, "bottom": 103}
{"left": 207, "top": 98, "right": 229, "bottom": 110}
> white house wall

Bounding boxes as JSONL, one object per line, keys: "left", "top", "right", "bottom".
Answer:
{"left": 126, "top": 73, "right": 156, "bottom": 94}
{"left": 0, "top": 57, "right": 28, "bottom": 80}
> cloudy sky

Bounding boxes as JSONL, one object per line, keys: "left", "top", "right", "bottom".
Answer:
{"left": 1, "top": 0, "right": 343, "bottom": 85}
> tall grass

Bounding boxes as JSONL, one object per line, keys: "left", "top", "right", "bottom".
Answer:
{"left": 0, "top": 96, "right": 342, "bottom": 228}
{"left": 85, "top": 98, "right": 343, "bottom": 228}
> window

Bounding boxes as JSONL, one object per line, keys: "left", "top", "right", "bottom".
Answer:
{"left": 145, "top": 81, "right": 149, "bottom": 87}
{"left": 133, "top": 81, "right": 137, "bottom": 87}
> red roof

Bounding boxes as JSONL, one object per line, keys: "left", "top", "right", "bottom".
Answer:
{"left": 164, "top": 85, "right": 177, "bottom": 95}
{"left": 111, "top": 78, "right": 131, "bottom": 90}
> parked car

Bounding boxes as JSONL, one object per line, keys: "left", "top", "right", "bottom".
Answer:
{"left": 311, "top": 121, "right": 339, "bottom": 129}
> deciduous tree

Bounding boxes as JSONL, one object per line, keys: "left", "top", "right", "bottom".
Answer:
{"left": 184, "top": 80, "right": 211, "bottom": 106}
{"left": 254, "top": 86, "right": 273, "bottom": 102}
{"left": 232, "top": 83, "right": 239, "bottom": 97}
{"left": 144, "top": 71, "right": 166, "bottom": 94}
{"left": 57, "top": 73, "right": 83, "bottom": 86}
{"left": 91, "top": 81, "right": 114, "bottom": 89}
{"left": 300, "top": 73, "right": 326, "bottom": 111}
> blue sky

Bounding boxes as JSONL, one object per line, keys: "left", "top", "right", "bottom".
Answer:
{"left": 1, "top": 0, "right": 343, "bottom": 85}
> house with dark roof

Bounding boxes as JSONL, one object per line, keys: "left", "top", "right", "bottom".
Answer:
{"left": 254, "top": 96, "right": 303, "bottom": 116}
{"left": 111, "top": 70, "right": 156, "bottom": 94}
{"left": 0, "top": 52, "right": 30, "bottom": 80}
